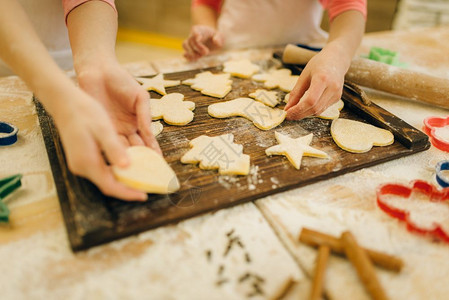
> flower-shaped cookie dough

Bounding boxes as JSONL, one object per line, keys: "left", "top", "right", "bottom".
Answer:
{"left": 182, "top": 71, "right": 232, "bottom": 98}
{"left": 377, "top": 180, "right": 449, "bottom": 242}
{"left": 265, "top": 132, "right": 329, "bottom": 169}
{"left": 252, "top": 68, "right": 299, "bottom": 92}
{"left": 423, "top": 116, "right": 449, "bottom": 152}
{"left": 223, "top": 59, "right": 260, "bottom": 78}
{"left": 136, "top": 74, "right": 180, "bottom": 95}
{"left": 181, "top": 134, "right": 250, "bottom": 175}
{"left": 150, "top": 93, "right": 195, "bottom": 126}
{"left": 331, "top": 118, "right": 394, "bottom": 153}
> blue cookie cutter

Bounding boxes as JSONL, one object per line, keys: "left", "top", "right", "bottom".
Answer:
{"left": 436, "top": 160, "right": 449, "bottom": 188}
{"left": 0, "top": 122, "right": 18, "bottom": 146}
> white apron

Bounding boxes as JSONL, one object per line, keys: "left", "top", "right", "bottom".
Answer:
{"left": 0, "top": 0, "right": 73, "bottom": 76}
{"left": 217, "top": 0, "right": 328, "bottom": 49}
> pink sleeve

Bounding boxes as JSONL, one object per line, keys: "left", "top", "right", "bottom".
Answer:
{"left": 320, "top": 0, "right": 367, "bottom": 21}
{"left": 63, "top": 0, "right": 117, "bottom": 22}
{"left": 192, "top": 0, "right": 223, "bottom": 13}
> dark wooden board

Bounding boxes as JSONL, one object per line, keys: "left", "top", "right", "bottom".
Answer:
{"left": 35, "top": 59, "right": 430, "bottom": 251}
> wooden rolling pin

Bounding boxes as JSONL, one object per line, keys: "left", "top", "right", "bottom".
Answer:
{"left": 283, "top": 44, "right": 449, "bottom": 109}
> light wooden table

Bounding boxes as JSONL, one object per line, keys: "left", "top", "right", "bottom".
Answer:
{"left": 1, "top": 27, "right": 449, "bottom": 300}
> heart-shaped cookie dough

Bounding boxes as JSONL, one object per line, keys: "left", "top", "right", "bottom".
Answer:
{"left": 113, "top": 146, "right": 180, "bottom": 194}
{"left": 331, "top": 118, "right": 394, "bottom": 153}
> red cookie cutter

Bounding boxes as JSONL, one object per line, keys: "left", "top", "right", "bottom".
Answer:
{"left": 423, "top": 116, "right": 449, "bottom": 152}
{"left": 376, "top": 180, "right": 449, "bottom": 243}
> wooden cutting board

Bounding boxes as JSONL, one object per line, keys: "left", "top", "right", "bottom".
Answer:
{"left": 35, "top": 58, "right": 430, "bottom": 251}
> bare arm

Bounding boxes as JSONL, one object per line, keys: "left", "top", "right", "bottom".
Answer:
{"left": 285, "top": 10, "right": 365, "bottom": 120}
{"left": 0, "top": 0, "right": 148, "bottom": 201}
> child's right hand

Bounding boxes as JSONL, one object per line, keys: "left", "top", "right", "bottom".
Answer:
{"left": 183, "top": 25, "right": 224, "bottom": 61}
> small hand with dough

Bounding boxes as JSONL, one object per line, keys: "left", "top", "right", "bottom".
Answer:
{"left": 77, "top": 61, "right": 161, "bottom": 150}
{"left": 183, "top": 25, "right": 224, "bottom": 61}
{"left": 284, "top": 46, "right": 349, "bottom": 120}
{"left": 53, "top": 87, "right": 150, "bottom": 201}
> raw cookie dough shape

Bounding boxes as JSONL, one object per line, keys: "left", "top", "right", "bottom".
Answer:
{"left": 284, "top": 94, "right": 344, "bottom": 119}
{"left": 182, "top": 71, "right": 232, "bottom": 98}
{"left": 150, "top": 93, "right": 195, "bottom": 126}
{"left": 223, "top": 59, "right": 260, "bottom": 78}
{"left": 249, "top": 89, "right": 280, "bottom": 107}
{"left": 136, "top": 74, "right": 181, "bottom": 95}
{"left": 265, "top": 132, "right": 329, "bottom": 169}
{"left": 331, "top": 118, "right": 394, "bottom": 153}
{"left": 181, "top": 134, "right": 250, "bottom": 175}
{"left": 112, "top": 146, "right": 180, "bottom": 194}
{"left": 208, "top": 98, "right": 286, "bottom": 130}
{"left": 252, "top": 68, "right": 299, "bottom": 92}
{"left": 151, "top": 121, "right": 163, "bottom": 136}
{"left": 318, "top": 99, "right": 344, "bottom": 120}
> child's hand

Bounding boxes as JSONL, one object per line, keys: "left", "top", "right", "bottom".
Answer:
{"left": 183, "top": 25, "right": 224, "bottom": 61}
{"left": 284, "top": 47, "right": 349, "bottom": 120}
{"left": 52, "top": 62, "right": 162, "bottom": 201}
{"left": 53, "top": 88, "right": 149, "bottom": 201}
{"left": 76, "top": 62, "right": 161, "bottom": 152}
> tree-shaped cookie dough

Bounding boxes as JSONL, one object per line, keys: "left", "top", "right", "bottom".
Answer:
{"left": 150, "top": 93, "right": 195, "bottom": 126}
{"left": 252, "top": 68, "right": 299, "bottom": 92}
{"left": 182, "top": 71, "right": 232, "bottom": 98}
{"left": 223, "top": 59, "right": 260, "bottom": 78}
{"left": 265, "top": 132, "right": 329, "bottom": 169}
{"left": 181, "top": 134, "right": 250, "bottom": 175}
{"left": 331, "top": 118, "right": 394, "bottom": 153}
{"left": 208, "top": 98, "right": 286, "bottom": 130}
{"left": 136, "top": 74, "right": 180, "bottom": 95}
{"left": 249, "top": 89, "right": 280, "bottom": 107}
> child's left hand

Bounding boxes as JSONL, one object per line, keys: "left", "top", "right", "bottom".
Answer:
{"left": 284, "top": 46, "right": 350, "bottom": 120}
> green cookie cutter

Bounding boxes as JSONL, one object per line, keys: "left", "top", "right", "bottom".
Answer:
{"left": 363, "top": 47, "right": 408, "bottom": 68}
{"left": 0, "top": 174, "right": 22, "bottom": 222}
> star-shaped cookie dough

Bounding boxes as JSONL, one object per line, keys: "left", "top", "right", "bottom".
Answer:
{"left": 150, "top": 93, "right": 195, "bottom": 126}
{"left": 265, "top": 132, "right": 329, "bottom": 169}
{"left": 252, "top": 68, "right": 299, "bottom": 92}
{"left": 249, "top": 89, "right": 280, "bottom": 107}
{"left": 182, "top": 71, "right": 232, "bottom": 98}
{"left": 223, "top": 59, "right": 261, "bottom": 78}
{"left": 136, "top": 74, "right": 180, "bottom": 95}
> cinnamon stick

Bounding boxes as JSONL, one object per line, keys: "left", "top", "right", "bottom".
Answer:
{"left": 299, "top": 228, "right": 403, "bottom": 272}
{"left": 309, "top": 245, "right": 330, "bottom": 300}
{"left": 341, "top": 231, "right": 389, "bottom": 300}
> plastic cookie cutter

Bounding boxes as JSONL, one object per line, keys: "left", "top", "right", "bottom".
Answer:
{"left": 376, "top": 180, "right": 449, "bottom": 243}
{"left": 0, "top": 174, "right": 22, "bottom": 222}
{"left": 0, "top": 121, "right": 19, "bottom": 146}
{"left": 436, "top": 160, "right": 449, "bottom": 188}
{"left": 423, "top": 116, "right": 449, "bottom": 152}
{"left": 363, "top": 47, "right": 408, "bottom": 68}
